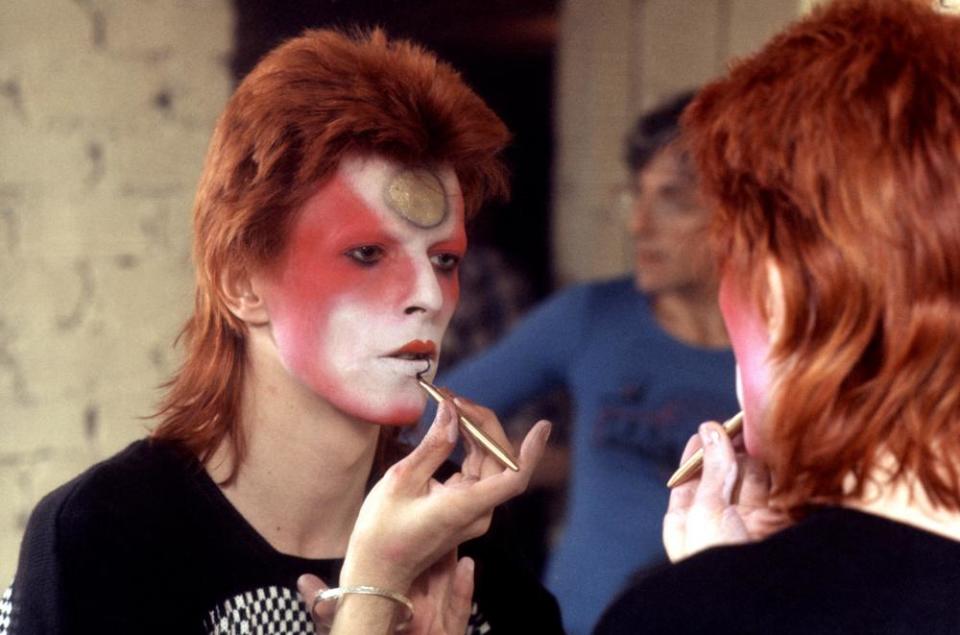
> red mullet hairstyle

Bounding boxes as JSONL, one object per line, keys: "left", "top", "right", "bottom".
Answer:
{"left": 684, "top": 0, "right": 960, "bottom": 514}
{"left": 151, "top": 29, "right": 510, "bottom": 475}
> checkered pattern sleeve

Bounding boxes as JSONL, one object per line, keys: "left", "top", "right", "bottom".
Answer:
{"left": 0, "top": 585, "right": 12, "bottom": 635}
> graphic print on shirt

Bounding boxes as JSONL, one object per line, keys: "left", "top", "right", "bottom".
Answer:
{"left": 592, "top": 383, "right": 728, "bottom": 470}
{"left": 204, "top": 585, "right": 494, "bottom": 634}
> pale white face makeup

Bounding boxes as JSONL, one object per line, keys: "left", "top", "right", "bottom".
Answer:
{"left": 257, "top": 155, "right": 466, "bottom": 426}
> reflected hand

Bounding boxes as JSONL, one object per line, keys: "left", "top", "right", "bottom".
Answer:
{"left": 663, "top": 421, "right": 790, "bottom": 562}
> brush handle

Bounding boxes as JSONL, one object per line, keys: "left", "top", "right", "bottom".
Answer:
{"left": 417, "top": 378, "right": 520, "bottom": 472}
{"left": 666, "top": 412, "right": 744, "bottom": 488}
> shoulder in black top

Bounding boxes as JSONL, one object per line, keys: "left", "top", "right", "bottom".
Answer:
{"left": 595, "top": 507, "right": 960, "bottom": 635}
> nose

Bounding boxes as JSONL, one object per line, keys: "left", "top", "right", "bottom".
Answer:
{"left": 404, "top": 257, "right": 444, "bottom": 316}
{"left": 629, "top": 196, "right": 656, "bottom": 237}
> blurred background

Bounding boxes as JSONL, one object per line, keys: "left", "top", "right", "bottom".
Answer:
{"left": 0, "top": 0, "right": 811, "bottom": 585}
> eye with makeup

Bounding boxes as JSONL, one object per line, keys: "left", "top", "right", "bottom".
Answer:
{"left": 430, "top": 252, "right": 462, "bottom": 273}
{"left": 345, "top": 245, "right": 385, "bottom": 266}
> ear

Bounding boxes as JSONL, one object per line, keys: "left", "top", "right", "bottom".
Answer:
{"left": 765, "top": 258, "right": 786, "bottom": 344}
{"left": 221, "top": 266, "right": 270, "bottom": 326}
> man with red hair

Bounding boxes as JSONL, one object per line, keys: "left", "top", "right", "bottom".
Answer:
{"left": 594, "top": 0, "right": 960, "bottom": 632}
{"left": 1, "top": 29, "right": 560, "bottom": 634}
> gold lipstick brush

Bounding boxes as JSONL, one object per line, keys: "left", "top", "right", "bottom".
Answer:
{"left": 666, "top": 411, "right": 744, "bottom": 488}
{"left": 417, "top": 377, "right": 520, "bottom": 472}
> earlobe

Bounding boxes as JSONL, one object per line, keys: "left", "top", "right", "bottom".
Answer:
{"left": 221, "top": 268, "right": 271, "bottom": 326}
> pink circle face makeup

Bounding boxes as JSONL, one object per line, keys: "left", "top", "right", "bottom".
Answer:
{"left": 718, "top": 271, "right": 773, "bottom": 456}
{"left": 259, "top": 155, "right": 466, "bottom": 426}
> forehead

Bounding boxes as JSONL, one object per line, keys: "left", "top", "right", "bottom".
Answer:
{"left": 339, "top": 155, "right": 462, "bottom": 232}
{"left": 637, "top": 144, "right": 697, "bottom": 188}
{"left": 288, "top": 155, "right": 465, "bottom": 246}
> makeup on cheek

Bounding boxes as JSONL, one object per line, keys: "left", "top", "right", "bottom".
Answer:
{"left": 719, "top": 272, "right": 774, "bottom": 456}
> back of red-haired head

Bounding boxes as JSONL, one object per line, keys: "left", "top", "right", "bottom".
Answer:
{"left": 684, "top": 0, "right": 960, "bottom": 514}
{"left": 152, "top": 28, "right": 510, "bottom": 474}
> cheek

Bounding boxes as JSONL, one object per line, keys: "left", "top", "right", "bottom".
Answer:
{"left": 719, "top": 275, "right": 773, "bottom": 455}
{"left": 269, "top": 256, "right": 413, "bottom": 380}
{"left": 441, "top": 274, "right": 460, "bottom": 317}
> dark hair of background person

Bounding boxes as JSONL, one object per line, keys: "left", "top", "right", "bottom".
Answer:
{"left": 624, "top": 90, "right": 696, "bottom": 172}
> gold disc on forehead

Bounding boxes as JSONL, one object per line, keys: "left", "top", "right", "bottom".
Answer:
{"left": 384, "top": 168, "right": 448, "bottom": 228}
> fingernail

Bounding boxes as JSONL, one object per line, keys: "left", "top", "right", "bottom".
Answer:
{"left": 699, "top": 423, "right": 715, "bottom": 444}
{"left": 543, "top": 421, "right": 553, "bottom": 441}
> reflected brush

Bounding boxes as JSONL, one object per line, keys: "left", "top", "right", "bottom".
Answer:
{"left": 666, "top": 411, "right": 744, "bottom": 488}
{"left": 416, "top": 374, "right": 520, "bottom": 472}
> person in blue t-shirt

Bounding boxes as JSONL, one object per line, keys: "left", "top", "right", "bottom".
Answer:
{"left": 436, "top": 92, "right": 739, "bottom": 634}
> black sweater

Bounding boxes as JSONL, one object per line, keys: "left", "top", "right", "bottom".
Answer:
{"left": 2, "top": 439, "right": 562, "bottom": 634}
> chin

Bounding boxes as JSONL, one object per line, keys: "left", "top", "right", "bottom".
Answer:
{"left": 345, "top": 392, "right": 427, "bottom": 427}
{"left": 372, "top": 405, "right": 423, "bottom": 427}
{"left": 634, "top": 277, "right": 667, "bottom": 295}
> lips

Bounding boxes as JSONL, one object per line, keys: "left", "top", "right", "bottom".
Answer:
{"left": 388, "top": 339, "right": 437, "bottom": 360}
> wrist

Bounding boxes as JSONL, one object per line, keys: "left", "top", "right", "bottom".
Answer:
{"left": 339, "top": 557, "right": 415, "bottom": 595}
{"left": 326, "top": 587, "right": 413, "bottom": 634}
{"left": 341, "top": 533, "right": 417, "bottom": 593}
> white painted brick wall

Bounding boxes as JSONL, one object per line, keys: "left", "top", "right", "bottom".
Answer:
{"left": 0, "top": 0, "right": 233, "bottom": 586}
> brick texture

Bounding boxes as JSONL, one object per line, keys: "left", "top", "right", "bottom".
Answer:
{"left": 0, "top": 0, "right": 232, "bottom": 585}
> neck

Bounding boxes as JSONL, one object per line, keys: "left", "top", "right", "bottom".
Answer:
{"left": 206, "top": 326, "right": 382, "bottom": 559}
{"left": 845, "top": 464, "right": 960, "bottom": 542}
{"left": 650, "top": 284, "right": 729, "bottom": 348}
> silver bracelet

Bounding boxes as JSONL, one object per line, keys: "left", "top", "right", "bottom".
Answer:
{"left": 312, "top": 585, "right": 415, "bottom": 631}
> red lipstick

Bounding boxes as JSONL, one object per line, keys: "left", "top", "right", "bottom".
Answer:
{"left": 392, "top": 340, "right": 437, "bottom": 357}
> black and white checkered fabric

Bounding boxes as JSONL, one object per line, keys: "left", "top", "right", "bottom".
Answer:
{"left": 0, "top": 585, "right": 13, "bottom": 635}
{"left": 205, "top": 585, "right": 315, "bottom": 634}
{"left": 2, "top": 580, "right": 499, "bottom": 634}
{"left": 467, "top": 601, "right": 492, "bottom": 635}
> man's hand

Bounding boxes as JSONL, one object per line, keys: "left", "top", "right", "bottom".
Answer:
{"left": 298, "top": 553, "right": 474, "bottom": 635}
{"left": 341, "top": 399, "right": 550, "bottom": 592}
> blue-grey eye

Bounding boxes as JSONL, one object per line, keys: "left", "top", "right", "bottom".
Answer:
{"left": 346, "top": 245, "right": 385, "bottom": 265}
{"left": 430, "top": 253, "right": 461, "bottom": 272}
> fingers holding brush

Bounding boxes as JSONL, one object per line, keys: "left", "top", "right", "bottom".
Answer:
{"left": 416, "top": 378, "right": 521, "bottom": 473}
{"left": 663, "top": 421, "right": 749, "bottom": 561}
{"left": 663, "top": 421, "right": 790, "bottom": 562}
{"left": 663, "top": 434, "right": 701, "bottom": 561}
